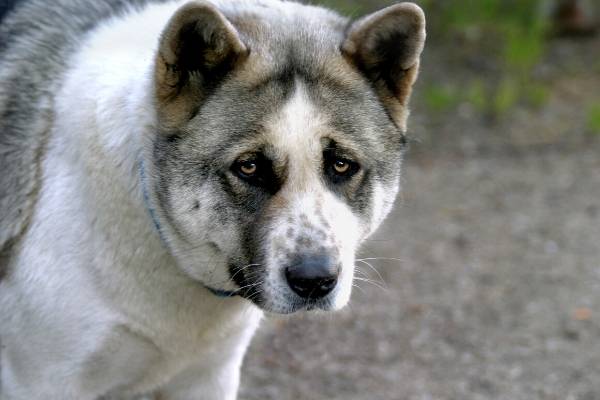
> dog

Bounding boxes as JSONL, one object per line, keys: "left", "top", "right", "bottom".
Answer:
{"left": 0, "top": 0, "right": 425, "bottom": 398}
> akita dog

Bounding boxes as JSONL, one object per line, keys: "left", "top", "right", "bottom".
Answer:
{"left": 0, "top": 0, "right": 425, "bottom": 398}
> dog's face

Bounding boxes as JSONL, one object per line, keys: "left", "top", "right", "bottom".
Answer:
{"left": 148, "top": 1, "right": 425, "bottom": 313}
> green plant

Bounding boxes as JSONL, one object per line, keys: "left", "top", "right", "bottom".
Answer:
{"left": 423, "top": 84, "right": 458, "bottom": 112}
{"left": 465, "top": 79, "right": 487, "bottom": 112}
{"left": 504, "top": 27, "right": 545, "bottom": 72}
{"left": 425, "top": 0, "right": 549, "bottom": 117}
{"left": 493, "top": 78, "right": 519, "bottom": 116}
{"left": 587, "top": 102, "right": 600, "bottom": 135}
{"left": 524, "top": 83, "right": 550, "bottom": 109}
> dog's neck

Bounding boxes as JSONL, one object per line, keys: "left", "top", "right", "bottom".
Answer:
{"left": 137, "top": 156, "right": 240, "bottom": 299}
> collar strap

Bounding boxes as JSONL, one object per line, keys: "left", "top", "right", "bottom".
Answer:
{"left": 138, "top": 157, "right": 239, "bottom": 299}
{"left": 205, "top": 287, "right": 240, "bottom": 298}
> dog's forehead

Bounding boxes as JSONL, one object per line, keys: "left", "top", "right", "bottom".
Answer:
{"left": 182, "top": 28, "right": 402, "bottom": 179}
{"left": 187, "top": 77, "right": 364, "bottom": 159}
{"left": 263, "top": 81, "right": 325, "bottom": 162}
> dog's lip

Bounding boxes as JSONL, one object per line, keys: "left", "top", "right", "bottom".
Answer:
{"left": 264, "top": 296, "right": 335, "bottom": 314}
{"left": 306, "top": 299, "right": 334, "bottom": 311}
{"left": 233, "top": 288, "right": 332, "bottom": 314}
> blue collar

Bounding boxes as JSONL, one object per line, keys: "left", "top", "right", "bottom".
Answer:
{"left": 138, "top": 157, "right": 239, "bottom": 298}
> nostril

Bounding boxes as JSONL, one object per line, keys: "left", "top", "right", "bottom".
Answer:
{"left": 318, "top": 277, "right": 337, "bottom": 292}
{"left": 285, "top": 254, "right": 339, "bottom": 299}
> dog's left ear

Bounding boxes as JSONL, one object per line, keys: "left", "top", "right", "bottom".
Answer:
{"left": 155, "top": 1, "right": 248, "bottom": 129}
{"left": 342, "top": 3, "right": 425, "bottom": 131}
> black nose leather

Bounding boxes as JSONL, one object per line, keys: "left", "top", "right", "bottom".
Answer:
{"left": 285, "top": 254, "right": 338, "bottom": 299}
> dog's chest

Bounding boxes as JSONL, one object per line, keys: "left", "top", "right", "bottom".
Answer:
{"left": 81, "top": 301, "right": 261, "bottom": 395}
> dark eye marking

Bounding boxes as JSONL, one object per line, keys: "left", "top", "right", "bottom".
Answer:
{"left": 231, "top": 153, "right": 279, "bottom": 194}
{"left": 323, "top": 147, "right": 360, "bottom": 184}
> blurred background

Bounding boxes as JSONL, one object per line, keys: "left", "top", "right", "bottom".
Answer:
{"left": 241, "top": 1, "right": 600, "bottom": 399}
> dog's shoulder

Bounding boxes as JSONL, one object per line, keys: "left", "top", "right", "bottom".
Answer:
{"left": 0, "top": 0, "right": 170, "bottom": 269}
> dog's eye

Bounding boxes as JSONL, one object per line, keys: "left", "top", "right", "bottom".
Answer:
{"left": 238, "top": 160, "right": 257, "bottom": 177}
{"left": 325, "top": 155, "right": 360, "bottom": 184}
{"left": 333, "top": 160, "right": 350, "bottom": 174}
{"left": 231, "top": 155, "right": 279, "bottom": 194}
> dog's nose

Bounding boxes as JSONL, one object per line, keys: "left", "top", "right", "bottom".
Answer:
{"left": 285, "top": 254, "right": 338, "bottom": 299}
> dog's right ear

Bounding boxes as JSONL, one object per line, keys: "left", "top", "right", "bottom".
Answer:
{"left": 342, "top": 3, "right": 425, "bottom": 131}
{"left": 155, "top": 1, "right": 248, "bottom": 129}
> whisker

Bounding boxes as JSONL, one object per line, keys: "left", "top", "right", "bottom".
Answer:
{"left": 352, "top": 283, "right": 367, "bottom": 295}
{"left": 233, "top": 279, "right": 264, "bottom": 293}
{"left": 356, "top": 257, "right": 405, "bottom": 263}
{"left": 355, "top": 259, "right": 387, "bottom": 289}
{"left": 354, "top": 269, "right": 370, "bottom": 278}
{"left": 354, "top": 276, "right": 388, "bottom": 292}
{"left": 229, "top": 263, "right": 261, "bottom": 281}
{"left": 245, "top": 289, "right": 264, "bottom": 303}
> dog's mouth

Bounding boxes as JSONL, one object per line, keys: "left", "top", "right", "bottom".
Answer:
{"left": 291, "top": 296, "right": 336, "bottom": 313}
{"left": 225, "top": 262, "right": 339, "bottom": 314}
{"left": 251, "top": 292, "right": 337, "bottom": 315}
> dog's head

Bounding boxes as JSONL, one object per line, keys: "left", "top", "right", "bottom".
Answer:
{"left": 146, "top": 1, "right": 425, "bottom": 313}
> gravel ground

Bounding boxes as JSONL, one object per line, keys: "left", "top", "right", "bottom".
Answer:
{"left": 239, "top": 37, "right": 600, "bottom": 400}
